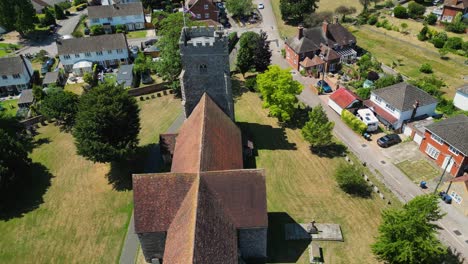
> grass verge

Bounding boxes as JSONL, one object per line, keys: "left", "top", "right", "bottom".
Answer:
{"left": 0, "top": 98, "right": 18, "bottom": 117}
{"left": 396, "top": 159, "right": 440, "bottom": 183}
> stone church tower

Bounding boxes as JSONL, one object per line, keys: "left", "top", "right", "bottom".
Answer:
{"left": 179, "top": 26, "right": 234, "bottom": 120}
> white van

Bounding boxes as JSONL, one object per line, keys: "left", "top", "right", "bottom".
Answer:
{"left": 357, "top": 109, "right": 379, "bottom": 132}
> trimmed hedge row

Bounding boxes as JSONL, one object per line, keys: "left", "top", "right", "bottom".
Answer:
{"left": 341, "top": 109, "right": 367, "bottom": 134}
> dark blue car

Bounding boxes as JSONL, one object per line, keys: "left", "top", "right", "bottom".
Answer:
{"left": 317, "top": 80, "right": 332, "bottom": 93}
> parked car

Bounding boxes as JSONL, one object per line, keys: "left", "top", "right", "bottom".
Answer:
{"left": 41, "top": 58, "right": 56, "bottom": 75}
{"left": 258, "top": 3, "right": 264, "bottom": 9}
{"left": 317, "top": 80, "right": 332, "bottom": 93}
{"left": 377, "top": 134, "right": 401, "bottom": 148}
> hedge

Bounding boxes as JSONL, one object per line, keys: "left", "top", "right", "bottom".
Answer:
{"left": 341, "top": 109, "right": 367, "bottom": 134}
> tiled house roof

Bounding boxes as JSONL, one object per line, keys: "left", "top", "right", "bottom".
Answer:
{"left": 56, "top": 34, "right": 128, "bottom": 55}
{"left": 443, "top": 0, "right": 468, "bottom": 9}
{"left": 88, "top": 2, "right": 144, "bottom": 19}
{"left": 372, "top": 82, "right": 438, "bottom": 112}
{"left": 330, "top": 88, "right": 360, "bottom": 108}
{"left": 425, "top": 114, "right": 468, "bottom": 155}
{"left": 0, "top": 56, "right": 27, "bottom": 76}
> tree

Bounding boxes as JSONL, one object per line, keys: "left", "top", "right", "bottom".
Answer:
{"left": 359, "top": 0, "right": 371, "bottom": 12}
{"left": 407, "top": 1, "right": 425, "bottom": 19}
{"left": 393, "top": 5, "right": 408, "bottom": 18}
{"left": 256, "top": 65, "right": 303, "bottom": 122}
{"left": 304, "top": 11, "right": 333, "bottom": 27}
{"left": 356, "top": 87, "right": 371, "bottom": 99}
{"left": 424, "top": 13, "right": 437, "bottom": 25}
{"left": 417, "top": 25, "right": 429, "bottom": 41}
{"left": 374, "top": 74, "right": 402, "bottom": 89}
{"left": 225, "top": 0, "right": 253, "bottom": 17}
{"left": 0, "top": 0, "right": 16, "bottom": 31}
{"left": 335, "top": 164, "right": 371, "bottom": 197}
{"left": 0, "top": 113, "right": 32, "bottom": 189}
{"left": 236, "top": 31, "right": 259, "bottom": 75}
{"left": 301, "top": 105, "right": 334, "bottom": 147}
{"left": 14, "top": 0, "right": 36, "bottom": 36}
{"left": 438, "top": 47, "right": 448, "bottom": 59}
{"left": 73, "top": 83, "right": 140, "bottom": 163}
{"left": 54, "top": 4, "right": 66, "bottom": 20}
{"left": 254, "top": 31, "right": 272, "bottom": 72}
{"left": 419, "top": 63, "right": 433, "bottom": 73}
{"left": 335, "top": 5, "right": 357, "bottom": 22}
{"left": 32, "top": 85, "right": 45, "bottom": 102}
{"left": 400, "top": 22, "right": 408, "bottom": 34}
{"left": 41, "top": 91, "right": 79, "bottom": 129}
{"left": 90, "top": 25, "right": 105, "bottom": 35}
{"left": 444, "top": 37, "right": 463, "bottom": 50}
{"left": 280, "top": 0, "right": 319, "bottom": 25}
{"left": 42, "top": 8, "right": 56, "bottom": 26}
{"left": 372, "top": 195, "right": 447, "bottom": 263}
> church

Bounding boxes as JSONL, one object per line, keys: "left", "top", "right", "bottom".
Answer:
{"left": 132, "top": 26, "right": 268, "bottom": 264}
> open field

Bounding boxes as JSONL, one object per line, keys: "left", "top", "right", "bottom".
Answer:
{"left": 396, "top": 159, "right": 440, "bottom": 183}
{"left": 350, "top": 25, "right": 467, "bottom": 98}
{"left": 0, "top": 98, "right": 18, "bottom": 117}
{"left": 270, "top": 0, "right": 362, "bottom": 38}
{"left": 235, "top": 92, "right": 399, "bottom": 263}
{"left": 0, "top": 95, "right": 182, "bottom": 264}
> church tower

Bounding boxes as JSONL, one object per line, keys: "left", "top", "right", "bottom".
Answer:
{"left": 179, "top": 26, "right": 234, "bottom": 120}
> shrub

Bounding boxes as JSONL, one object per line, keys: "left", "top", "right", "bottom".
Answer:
{"left": 446, "top": 22, "right": 466, "bottom": 33}
{"left": 335, "top": 164, "right": 372, "bottom": 197}
{"left": 356, "top": 88, "right": 371, "bottom": 99}
{"left": 244, "top": 76, "right": 257, "bottom": 91}
{"left": 281, "top": 48, "right": 286, "bottom": 58}
{"left": 73, "top": 0, "right": 86, "bottom": 6}
{"left": 341, "top": 109, "right": 368, "bottom": 134}
{"left": 419, "top": 63, "right": 433, "bottom": 73}
{"left": 407, "top": 1, "right": 425, "bottom": 19}
{"left": 90, "top": 25, "right": 104, "bottom": 35}
{"left": 393, "top": 5, "right": 408, "bottom": 18}
{"left": 384, "top": 23, "right": 393, "bottom": 30}
{"left": 368, "top": 15, "right": 378, "bottom": 25}
{"left": 462, "top": 41, "right": 468, "bottom": 52}
{"left": 424, "top": 13, "right": 437, "bottom": 25}
{"left": 417, "top": 26, "right": 429, "bottom": 41}
{"left": 72, "top": 30, "right": 83, "bottom": 38}
{"left": 384, "top": 0, "right": 394, "bottom": 8}
{"left": 444, "top": 37, "right": 463, "bottom": 50}
{"left": 115, "top": 24, "right": 126, "bottom": 33}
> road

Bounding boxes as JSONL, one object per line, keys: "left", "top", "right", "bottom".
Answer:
{"left": 248, "top": 0, "right": 468, "bottom": 259}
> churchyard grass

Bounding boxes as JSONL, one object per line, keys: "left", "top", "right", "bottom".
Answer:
{"left": 235, "top": 92, "right": 399, "bottom": 263}
{"left": 0, "top": 94, "right": 182, "bottom": 263}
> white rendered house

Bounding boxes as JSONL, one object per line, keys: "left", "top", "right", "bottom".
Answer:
{"left": 101, "top": 0, "right": 141, "bottom": 5}
{"left": 88, "top": 2, "right": 145, "bottom": 32}
{"left": 454, "top": 85, "right": 468, "bottom": 111}
{"left": 0, "top": 55, "right": 34, "bottom": 96}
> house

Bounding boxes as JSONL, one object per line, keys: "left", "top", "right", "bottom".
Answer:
{"left": 31, "top": 0, "right": 68, "bottom": 13}
{"left": 88, "top": 2, "right": 145, "bottom": 32}
{"left": 363, "top": 82, "right": 438, "bottom": 130}
{"left": 101, "top": 0, "right": 141, "bottom": 5}
{"left": 42, "top": 71, "right": 65, "bottom": 88}
{"left": 285, "top": 19, "right": 357, "bottom": 72}
{"left": 419, "top": 114, "right": 468, "bottom": 177}
{"left": 454, "top": 85, "right": 468, "bottom": 111}
{"left": 133, "top": 94, "right": 268, "bottom": 264}
{"left": 0, "top": 55, "right": 34, "bottom": 96}
{"left": 186, "top": 0, "right": 219, "bottom": 21}
{"left": 446, "top": 173, "right": 468, "bottom": 214}
{"left": 328, "top": 88, "right": 361, "bottom": 115}
{"left": 116, "top": 64, "right": 134, "bottom": 88}
{"left": 18, "top": 89, "right": 34, "bottom": 108}
{"left": 402, "top": 117, "right": 435, "bottom": 145}
{"left": 441, "top": 0, "right": 468, "bottom": 22}
{"left": 56, "top": 34, "right": 129, "bottom": 75}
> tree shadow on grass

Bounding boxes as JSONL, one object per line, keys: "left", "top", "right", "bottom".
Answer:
{"left": 32, "top": 137, "right": 51, "bottom": 148}
{"left": 266, "top": 212, "right": 310, "bottom": 263}
{"left": 238, "top": 122, "right": 296, "bottom": 151}
{"left": 231, "top": 75, "right": 249, "bottom": 101}
{"left": 107, "top": 143, "right": 161, "bottom": 191}
{"left": 310, "top": 143, "right": 348, "bottom": 159}
{"left": 437, "top": 247, "right": 466, "bottom": 264}
{"left": 0, "top": 162, "right": 53, "bottom": 220}
{"left": 284, "top": 105, "right": 311, "bottom": 129}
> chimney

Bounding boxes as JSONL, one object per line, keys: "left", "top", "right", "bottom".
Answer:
{"left": 297, "top": 25, "right": 304, "bottom": 40}
{"left": 410, "top": 100, "right": 420, "bottom": 120}
{"left": 322, "top": 20, "right": 329, "bottom": 34}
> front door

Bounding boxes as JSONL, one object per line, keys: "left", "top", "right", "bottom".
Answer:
{"left": 442, "top": 156, "right": 455, "bottom": 172}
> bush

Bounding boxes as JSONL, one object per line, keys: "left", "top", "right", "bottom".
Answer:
{"left": 73, "top": 0, "right": 86, "bottom": 6}
{"left": 72, "top": 30, "right": 83, "bottom": 38}
{"left": 90, "top": 25, "right": 104, "bottom": 35}
{"left": 462, "top": 41, "right": 468, "bottom": 52}
{"left": 57, "top": 1, "right": 71, "bottom": 9}
{"left": 244, "top": 76, "right": 257, "bottom": 91}
{"left": 446, "top": 22, "right": 466, "bottom": 33}
{"left": 393, "top": 6, "right": 408, "bottom": 18}
{"left": 431, "top": 32, "right": 448, "bottom": 48}
{"left": 417, "top": 26, "right": 429, "bottom": 41}
{"left": 335, "top": 164, "right": 372, "bottom": 197}
{"left": 368, "top": 15, "right": 378, "bottom": 25}
{"left": 424, "top": 13, "right": 437, "bottom": 25}
{"left": 384, "top": 0, "right": 394, "bottom": 8}
{"left": 341, "top": 109, "right": 368, "bottom": 134}
{"left": 281, "top": 48, "right": 286, "bottom": 58}
{"left": 356, "top": 88, "right": 371, "bottom": 99}
{"left": 407, "top": 2, "right": 425, "bottom": 19}
{"left": 444, "top": 37, "right": 463, "bottom": 50}
{"left": 115, "top": 24, "right": 126, "bottom": 33}
{"left": 419, "top": 63, "right": 433, "bottom": 73}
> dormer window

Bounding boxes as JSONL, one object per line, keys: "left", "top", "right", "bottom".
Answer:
{"left": 199, "top": 64, "right": 207, "bottom": 74}
{"left": 2, "top": 75, "right": 7, "bottom": 79}
{"left": 13, "top": 74, "right": 20, "bottom": 79}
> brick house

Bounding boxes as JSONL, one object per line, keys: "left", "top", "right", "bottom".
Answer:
{"left": 186, "top": 0, "right": 219, "bottom": 21}
{"left": 285, "top": 20, "right": 357, "bottom": 73}
{"left": 441, "top": 0, "right": 468, "bottom": 22}
{"left": 133, "top": 94, "right": 268, "bottom": 264}
{"left": 419, "top": 115, "right": 468, "bottom": 177}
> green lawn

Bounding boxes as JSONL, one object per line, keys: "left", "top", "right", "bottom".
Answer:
{"left": 396, "top": 159, "right": 440, "bottom": 183}
{"left": 0, "top": 99, "right": 18, "bottom": 117}
{"left": 64, "top": 83, "right": 85, "bottom": 95}
{"left": 350, "top": 25, "right": 467, "bottom": 99}
{"left": 0, "top": 43, "right": 21, "bottom": 58}
{"left": 235, "top": 92, "right": 399, "bottom": 263}
{"left": 126, "top": 30, "right": 147, "bottom": 39}
{"left": 0, "top": 95, "right": 182, "bottom": 264}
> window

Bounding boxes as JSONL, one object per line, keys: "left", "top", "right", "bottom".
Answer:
{"left": 117, "top": 49, "right": 123, "bottom": 54}
{"left": 385, "top": 104, "right": 395, "bottom": 112}
{"left": 75, "top": 54, "right": 80, "bottom": 58}
{"left": 205, "top": 13, "right": 210, "bottom": 18}
{"left": 425, "top": 144, "right": 440, "bottom": 160}
{"left": 85, "top": 52, "right": 91, "bottom": 57}
{"left": 96, "top": 51, "right": 103, "bottom": 56}
{"left": 199, "top": 64, "right": 207, "bottom": 74}
{"left": 13, "top": 74, "right": 20, "bottom": 79}
{"left": 92, "top": 18, "right": 99, "bottom": 23}
{"left": 449, "top": 145, "right": 460, "bottom": 156}
{"left": 375, "top": 96, "right": 382, "bottom": 103}
{"left": 107, "top": 17, "right": 113, "bottom": 21}
{"left": 204, "top": 4, "right": 209, "bottom": 9}
{"left": 196, "top": 13, "right": 201, "bottom": 19}
{"left": 1, "top": 75, "right": 7, "bottom": 79}
{"left": 108, "top": 50, "right": 113, "bottom": 54}
{"left": 431, "top": 134, "right": 444, "bottom": 145}
{"left": 64, "top": 55, "right": 71, "bottom": 59}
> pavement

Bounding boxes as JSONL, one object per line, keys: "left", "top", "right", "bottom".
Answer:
{"left": 119, "top": 112, "right": 185, "bottom": 264}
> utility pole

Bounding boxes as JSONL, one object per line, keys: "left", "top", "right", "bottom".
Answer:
{"left": 434, "top": 155, "right": 453, "bottom": 194}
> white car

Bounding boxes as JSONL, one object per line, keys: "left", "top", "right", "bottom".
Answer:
{"left": 258, "top": 3, "right": 264, "bottom": 9}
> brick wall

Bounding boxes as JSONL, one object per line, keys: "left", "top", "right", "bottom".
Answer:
{"left": 285, "top": 44, "right": 299, "bottom": 70}
{"left": 189, "top": 0, "right": 218, "bottom": 21}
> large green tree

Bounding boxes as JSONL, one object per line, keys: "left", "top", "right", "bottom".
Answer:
{"left": 372, "top": 195, "right": 447, "bottom": 263}
{"left": 54, "top": 4, "right": 66, "bottom": 20}
{"left": 335, "top": 164, "right": 371, "bottom": 197}
{"left": 226, "top": 0, "right": 253, "bottom": 17}
{"left": 255, "top": 31, "right": 272, "bottom": 72}
{"left": 335, "top": 6, "right": 357, "bottom": 21}
{"left": 41, "top": 91, "right": 80, "bottom": 129}
{"left": 301, "top": 105, "right": 334, "bottom": 147}
{"left": 237, "top": 32, "right": 259, "bottom": 76}
{"left": 6, "top": 0, "right": 36, "bottom": 36}
{"left": 280, "top": 0, "right": 319, "bottom": 25}
{"left": 73, "top": 83, "right": 140, "bottom": 163}
{"left": 256, "top": 65, "right": 303, "bottom": 122}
